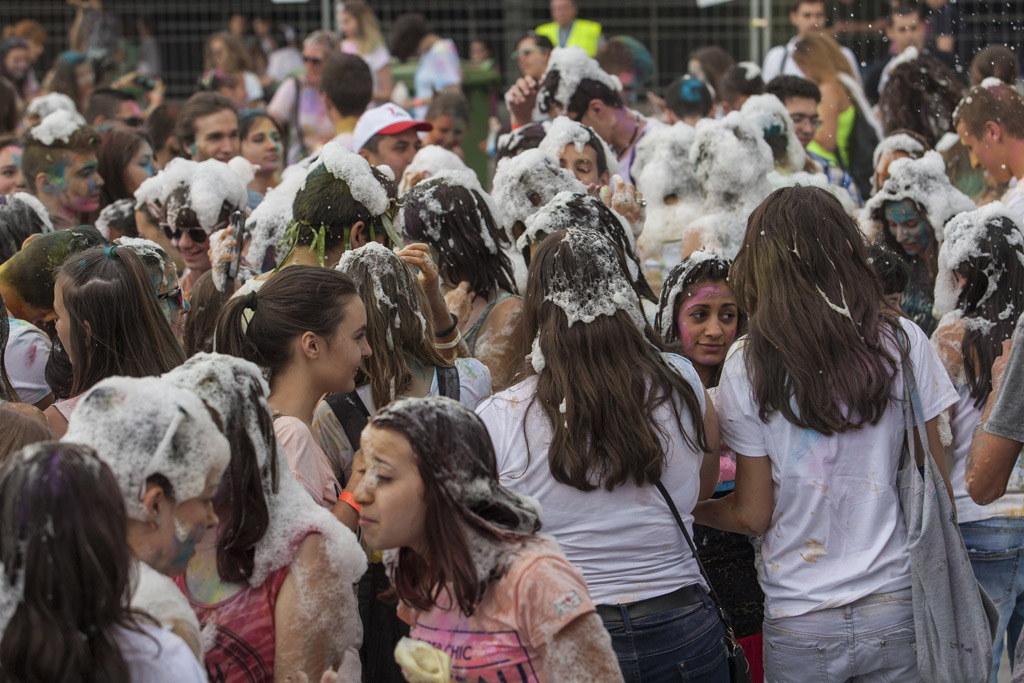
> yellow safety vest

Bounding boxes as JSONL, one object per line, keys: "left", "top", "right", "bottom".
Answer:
{"left": 535, "top": 19, "right": 602, "bottom": 57}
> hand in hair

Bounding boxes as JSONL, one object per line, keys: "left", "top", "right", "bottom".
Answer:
{"left": 396, "top": 244, "right": 457, "bottom": 356}
{"left": 505, "top": 76, "right": 540, "bottom": 127}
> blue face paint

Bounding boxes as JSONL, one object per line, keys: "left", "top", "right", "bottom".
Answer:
{"left": 885, "top": 200, "right": 930, "bottom": 257}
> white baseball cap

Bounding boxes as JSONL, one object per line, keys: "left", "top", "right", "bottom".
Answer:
{"left": 353, "top": 103, "right": 433, "bottom": 153}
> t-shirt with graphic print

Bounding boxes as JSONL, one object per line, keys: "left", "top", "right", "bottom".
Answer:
{"left": 396, "top": 536, "right": 594, "bottom": 683}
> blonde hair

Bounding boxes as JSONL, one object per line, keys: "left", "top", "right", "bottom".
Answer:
{"left": 342, "top": 0, "right": 385, "bottom": 55}
{"left": 793, "top": 34, "right": 854, "bottom": 83}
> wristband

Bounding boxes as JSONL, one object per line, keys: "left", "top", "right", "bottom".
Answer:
{"left": 434, "top": 312, "right": 459, "bottom": 338}
{"left": 435, "top": 329, "right": 463, "bottom": 350}
{"left": 338, "top": 489, "right": 361, "bottom": 513}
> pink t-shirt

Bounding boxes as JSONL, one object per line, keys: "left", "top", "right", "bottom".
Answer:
{"left": 397, "top": 537, "right": 594, "bottom": 683}
{"left": 273, "top": 416, "right": 341, "bottom": 509}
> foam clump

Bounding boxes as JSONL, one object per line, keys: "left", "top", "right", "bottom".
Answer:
{"left": 934, "top": 202, "right": 1024, "bottom": 316}
{"left": 491, "top": 148, "right": 585, "bottom": 238}
{"left": 860, "top": 150, "right": 976, "bottom": 242}
{"left": 26, "top": 92, "right": 78, "bottom": 120}
{"left": 8, "top": 192, "right": 54, "bottom": 233}
{"left": 29, "top": 109, "right": 86, "bottom": 145}
{"left": 400, "top": 169, "right": 502, "bottom": 255}
{"left": 980, "top": 76, "right": 1006, "bottom": 89}
{"left": 134, "top": 173, "right": 165, "bottom": 209}
{"left": 538, "top": 116, "right": 619, "bottom": 178}
{"left": 160, "top": 158, "right": 248, "bottom": 233}
{"left": 116, "top": 235, "right": 170, "bottom": 265}
{"left": 227, "top": 156, "right": 256, "bottom": 186}
{"left": 538, "top": 46, "right": 622, "bottom": 114}
{"left": 318, "top": 140, "right": 389, "bottom": 216}
{"left": 873, "top": 133, "right": 926, "bottom": 169}
{"left": 96, "top": 199, "right": 136, "bottom": 239}
{"left": 741, "top": 94, "right": 806, "bottom": 173}
{"left": 399, "top": 145, "right": 468, "bottom": 195}
{"left": 245, "top": 163, "right": 310, "bottom": 268}
{"left": 654, "top": 249, "right": 723, "bottom": 340}
{"left": 62, "top": 376, "right": 231, "bottom": 521}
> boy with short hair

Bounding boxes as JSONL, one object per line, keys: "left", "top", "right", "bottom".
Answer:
{"left": 761, "top": 0, "right": 861, "bottom": 84}
{"left": 353, "top": 103, "right": 433, "bottom": 181}
{"left": 176, "top": 91, "right": 239, "bottom": 163}
{"left": 320, "top": 52, "right": 373, "bottom": 151}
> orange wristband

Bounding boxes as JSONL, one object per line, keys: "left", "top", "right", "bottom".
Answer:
{"left": 338, "top": 489, "right": 361, "bottom": 513}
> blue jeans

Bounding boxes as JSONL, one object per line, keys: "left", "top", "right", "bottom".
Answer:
{"left": 960, "top": 517, "right": 1024, "bottom": 683}
{"left": 600, "top": 589, "right": 729, "bottom": 682}
{"left": 761, "top": 588, "right": 922, "bottom": 682}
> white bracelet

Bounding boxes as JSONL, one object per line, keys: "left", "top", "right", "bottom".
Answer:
{"left": 435, "top": 329, "right": 463, "bottom": 350}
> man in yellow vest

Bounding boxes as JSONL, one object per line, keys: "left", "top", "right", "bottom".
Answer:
{"left": 536, "top": 0, "right": 602, "bottom": 58}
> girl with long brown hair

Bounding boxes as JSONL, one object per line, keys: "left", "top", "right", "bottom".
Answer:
{"left": 477, "top": 227, "right": 722, "bottom": 681}
{"left": 355, "top": 396, "right": 623, "bottom": 682}
{"left": 339, "top": 0, "right": 393, "bottom": 105}
{"left": 695, "top": 185, "right": 958, "bottom": 682}
{"left": 44, "top": 244, "right": 186, "bottom": 436}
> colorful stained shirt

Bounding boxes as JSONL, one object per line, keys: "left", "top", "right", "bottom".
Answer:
{"left": 175, "top": 564, "right": 291, "bottom": 682}
{"left": 414, "top": 39, "right": 462, "bottom": 119}
{"left": 396, "top": 537, "right": 594, "bottom": 683}
{"left": 808, "top": 150, "right": 863, "bottom": 207}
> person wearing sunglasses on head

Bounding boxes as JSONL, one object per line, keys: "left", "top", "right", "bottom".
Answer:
{"left": 116, "top": 236, "right": 190, "bottom": 344}
{"left": 154, "top": 157, "right": 248, "bottom": 300}
{"left": 267, "top": 30, "right": 340, "bottom": 164}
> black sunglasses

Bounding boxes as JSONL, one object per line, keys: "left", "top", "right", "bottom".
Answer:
{"left": 303, "top": 56, "right": 323, "bottom": 66}
{"left": 156, "top": 286, "right": 188, "bottom": 311}
{"left": 161, "top": 223, "right": 208, "bottom": 244}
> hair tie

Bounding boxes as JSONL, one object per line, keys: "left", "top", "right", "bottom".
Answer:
{"left": 104, "top": 245, "right": 118, "bottom": 259}
{"left": 241, "top": 290, "right": 258, "bottom": 334}
{"left": 245, "top": 290, "right": 258, "bottom": 311}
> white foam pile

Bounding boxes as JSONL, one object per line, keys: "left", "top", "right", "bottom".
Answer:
{"left": 62, "top": 376, "right": 231, "bottom": 521}
{"left": 872, "top": 132, "right": 926, "bottom": 169}
{"left": 398, "top": 169, "right": 502, "bottom": 255}
{"left": 160, "top": 158, "right": 248, "bottom": 234}
{"left": 741, "top": 94, "right": 806, "bottom": 173}
{"left": 29, "top": 109, "right": 86, "bottom": 145}
{"left": 8, "top": 192, "right": 53, "bottom": 233}
{"left": 95, "top": 199, "right": 136, "bottom": 240}
{"left": 538, "top": 116, "right": 619, "bottom": 178}
{"left": 116, "top": 236, "right": 170, "bottom": 266}
{"left": 537, "top": 46, "right": 622, "bottom": 113}
{"left": 26, "top": 92, "right": 79, "bottom": 121}
{"left": 244, "top": 163, "right": 310, "bottom": 268}
{"left": 318, "top": 139, "right": 389, "bottom": 216}
{"left": 490, "top": 148, "right": 586, "bottom": 239}
{"left": 398, "top": 145, "right": 468, "bottom": 195}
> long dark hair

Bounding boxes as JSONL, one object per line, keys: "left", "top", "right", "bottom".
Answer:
{"left": 337, "top": 244, "right": 450, "bottom": 408}
{"left": 215, "top": 266, "right": 359, "bottom": 379}
{"left": 0, "top": 292, "right": 14, "bottom": 402}
{"left": 55, "top": 245, "right": 185, "bottom": 397}
{"left": 731, "top": 186, "right": 907, "bottom": 434}
{"left": 165, "top": 353, "right": 280, "bottom": 583}
{"left": 944, "top": 212, "right": 1024, "bottom": 408}
{"left": 373, "top": 397, "right": 541, "bottom": 616}
{"left": 0, "top": 442, "right": 153, "bottom": 682}
{"left": 517, "top": 228, "right": 707, "bottom": 492}
{"left": 98, "top": 129, "right": 150, "bottom": 207}
{"left": 399, "top": 175, "right": 517, "bottom": 297}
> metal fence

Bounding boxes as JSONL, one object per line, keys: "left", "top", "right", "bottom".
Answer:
{"left": 2, "top": 0, "right": 1023, "bottom": 99}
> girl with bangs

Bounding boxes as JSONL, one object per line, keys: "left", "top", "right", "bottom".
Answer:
{"left": 399, "top": 171, "right": 522, "bottom": 389}
{"left": 932, "top": 205, "right": 1024, "bottom": 678}
{"left": 44, "top": 244, "right": 186, "bottom": 436}
{"left": 695, "top": 185, "right": 958, "bottom": 682}
{"left": 353, "top": 396, "right": 623, "bottom": 682}
{"left": 477, "top": 228, "right": 723, "bottom": 681}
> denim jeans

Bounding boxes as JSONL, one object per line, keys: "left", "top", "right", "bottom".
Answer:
{"left": 761, "top": 588, "right": 922, "bottom": 683}
{"left": 960, "top": 517, "right": 1024, "bottom": 683}
{"left": 600, "top": 589, "right": 729, "bottom": 682}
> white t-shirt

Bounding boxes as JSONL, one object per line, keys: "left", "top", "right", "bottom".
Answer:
{"left": 116, "top": 623, "right": 206, "bottom": 682}
{"left": 761, "top": 37, "right": 863, "bottom": 85}
{"left": 476, "top": 353, "right": 707, "bottom": 605}
{"left": 4, "top": 318, "right": 52, "bottom": 405}
{"left": 716, "top": 318, "right": 957, "bottom": 619}
{"left": 129, "top": 560, "right": 201, "bottom": 659}
{"left": 1002, "top": 179, "right": 1024, "bottom": 227}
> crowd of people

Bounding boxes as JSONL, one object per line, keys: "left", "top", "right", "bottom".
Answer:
{"left": 2, "top": 0, "right": 1024, "bottom": 681}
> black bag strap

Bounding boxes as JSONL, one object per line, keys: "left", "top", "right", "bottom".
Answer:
{"left": 436, "top": 365, "right": 461, "bottom": 401}
{"left": 326, "top": 391, "right": 371, "bottom": 451}
{"left": 654, "top": 481, "right": 742, "bottom": 647}
{"left": 290, "top": 76, "right": 306, "bottom": 155}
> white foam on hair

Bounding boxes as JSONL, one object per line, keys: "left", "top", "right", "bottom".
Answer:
{"left": 934, "top": 201, "right": 1024, "bottom": 316}
{"left": 134, "top": 172, "right": 165, "bottom": 210}
{"left": 538, "top": 116, "right": 619, "bottom": 178}
{"left": 227, "top": 156, "right": 257, "bottom": 186}
{"left": 29, "top": 109, "right": 86, "bottom": 145}
{"left": 887, "top": 46, "right": 920, "bottom": 75}
{"left": 655, "top": 249, "right": 721, "bottom": 339}
{"left": 116, "top": 235, "right": 170, "bottom": 265}
{"left": 62, "top": 376, "right": 231, "bottom": 521}
{"left": 860, "top": 150, "right": 976, "bottom": 243}
{"left": 400, "top": 169, "right": 502, "bottom": 255}
{"left": 544, "top": 228, "right": 646, "bottom": 331}
{"left": 398, "top": 145, "right": 468, "bottom": 195}
{"left": 491, "top": 148, "right": 585, "bottom": 239}
{"left": 9, "top": 192, "right": 53, "bottom": 232}
{"left": 981, "top": 76, "right": 1004, "bottom": 89}
{"left": 0, "top": 558, "right": 25, "bottom": 640}
{"left": 96, "top": 199, "right": 136, "bottom": 240}
{"left": 741, "top": 94, "right": 806, "bottom": 173}
{"left": 26, "top": 92, "right": 78, "bottom": 119}
{"left": 739, "top": 61, "right": 761, "bottom": 80}
{"left": 496, "top": 120, "right": 550, "bottom": 158}
{"left": 538, "top": 46, "right": 622, "bottom": 113}
{"left": 319, "top": 139, "right": 389, "bottom": 216}
{"left": 632, "top": 122, "right": 697, "bottom": 195}
{"left": 336, "top": 242, "right": 428, "bottom": 361}
{"left": 872, "top": 132, "right": 927, "bottom": 169}
{"left": 160, "top": 158, "right": 248, "bottom": 233}
{"left": 245, "top": 163, "right": 310, "bottom": 268}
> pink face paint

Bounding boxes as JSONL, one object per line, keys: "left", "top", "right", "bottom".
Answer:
{"left": 676, "top": 281, "right": 740, "bottom": 383}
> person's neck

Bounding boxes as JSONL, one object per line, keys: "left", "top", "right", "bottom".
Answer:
{"left": 248, "top": 170, "right": 278, "bottom": 197}
{"left": 332, "top": 114, "right": 360, "bottom": 135}
{"left": 281, "top": 241, "right": 346, "bottom": 270}
{"left": 694, "top": 361, "right": 716, "bottom": 389}
{"left": 1006, "top": 137, "right": 1024, "bottom": 182}
{"left": 613, "top": 109, "right": 641, "bottom": 158}
{"left": 559, "top": 19, "right": 575, "bottom": 30}
{"left": 39, "top": 194, "right": 76, "bottom": 228}
{"left": 269, "top": 365, "right": 321, "bottom": 426}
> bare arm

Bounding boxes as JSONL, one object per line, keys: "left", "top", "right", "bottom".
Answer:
{"left": 813, "top": 81, "right": 847, "bottom": 153}
{"left": 693, "top": 453, "right": 774, "bottom": 536}
{"left": 922, "top": 416, "right": 955, "bottom": 508}
{"left": 374, "top": 65, "right": 394, "bottom": 104}
{"left": 274, "top": 534, "right": 337, "bottom": 682}
{"left": 541, "top": 612, "right": 624, "bottom": 683}
{"left": 473, "top": 296, "right": 523, "bottom": 391}
{"left": 967, "top": 342, "right": 1021, "bottom": 504}
{"left": 698, "top": 394, "right": 721, "bottom": 501}
{"left": 43, "top": 404, "right": 69, "bottom": 438}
